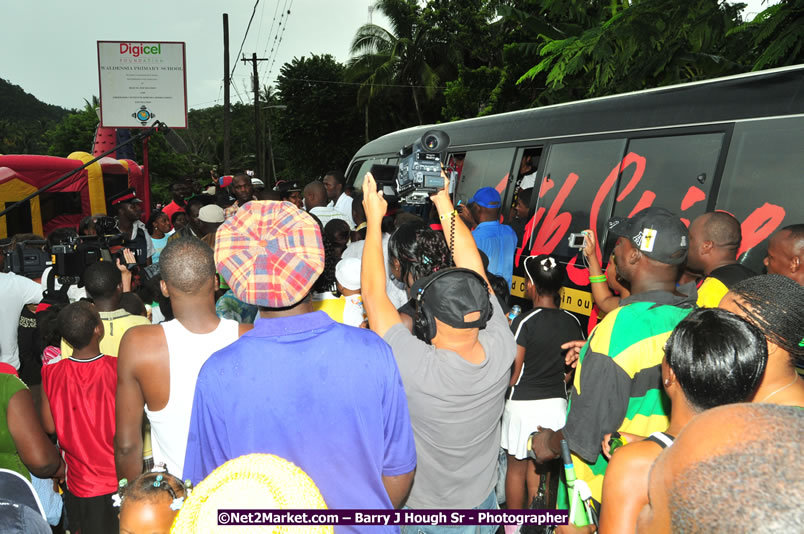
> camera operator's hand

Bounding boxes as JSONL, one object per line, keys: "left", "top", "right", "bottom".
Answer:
{"left": 116, "top": 248, "right": 136, "bottom": 292}
{"left": 430, "top": 167, "right": 452, "bottom": 210}
{"left": 362, "top": 172, "right": 387, "bottom": 225}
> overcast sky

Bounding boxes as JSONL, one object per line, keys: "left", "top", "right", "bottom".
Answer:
{"left": 0, "top": 0, "right": 777, "bottom": 111}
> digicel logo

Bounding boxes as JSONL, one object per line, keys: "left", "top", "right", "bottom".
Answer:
{"left": 119, "top": 43, "right": 162, "bottom": 57}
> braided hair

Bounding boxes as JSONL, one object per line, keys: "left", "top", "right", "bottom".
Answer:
{"left": 729, "top": 274, "right": 804, "bottom": 365}
{"left": 523, "top": 254, "right": 564, "bottom": 307}
{"left": 117, "top": 471, "right": 186, "bottom": 510}
{"left": 388, "top": 222, "right": 452, "bottom": 289}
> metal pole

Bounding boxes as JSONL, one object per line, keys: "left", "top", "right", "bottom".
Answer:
{"left": 266, "top": 111, "right": 276, "bottom": 185}
{"left": 142, "top": 136, "right": 151, "bottom": 217}
{"left": 252, "top": 53, "right": 265, "bottom": 182}
{"left": 223, "top": 13, "right": 231, "bottom": 175}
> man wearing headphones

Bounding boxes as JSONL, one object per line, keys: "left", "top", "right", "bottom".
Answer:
{"left": 362, "top": 171, "right": 515, "bottom": 532}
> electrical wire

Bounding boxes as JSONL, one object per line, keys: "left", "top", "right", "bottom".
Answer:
{"left": 230, "top": 0, "right": 261, "bottom": 81}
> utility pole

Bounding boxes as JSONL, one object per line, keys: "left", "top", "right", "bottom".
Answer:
{"left": 222, "top": 13, "right": 231, "bottom": 175}
{"left": 241, "top": 53, "right": 269, "bottom": 183}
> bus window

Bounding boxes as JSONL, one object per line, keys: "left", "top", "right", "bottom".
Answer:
{"left": 348, "top": 158, "right": 386, "bottom": 190}
{"left": 529, "top": 139, "right": 628, "bottom": 258}
{"left": 716, "top": 118, "right": 804, "bottom": 271}
{"left": 612, "top": 132, "right": 725, "bottom": 230}
{"left": 505, "top": 147, "right": 543, "bottom": 220}
{"left": 453, "top": 148, "right": 517, "bottom": 205}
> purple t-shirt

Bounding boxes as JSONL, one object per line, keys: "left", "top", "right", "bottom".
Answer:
{"left": 183, "top": 311, "right": 416, "bottom": 533}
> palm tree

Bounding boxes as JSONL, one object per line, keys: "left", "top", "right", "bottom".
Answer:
{"left": 348, "top": 0, "right": 443, "bottom": 125}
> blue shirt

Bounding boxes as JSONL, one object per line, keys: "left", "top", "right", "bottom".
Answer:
{"left": 472, "top": 221, "right": 518, "bottom": 288}
{"left": 183, "top": 311, "right": 416, "bottom": 532}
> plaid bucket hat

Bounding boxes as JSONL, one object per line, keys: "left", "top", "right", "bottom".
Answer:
{"left": 215, "top": 201, "right": 324, "bottom": 307}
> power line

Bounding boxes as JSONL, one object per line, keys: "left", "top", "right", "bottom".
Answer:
{"left": 260, "top": 0, "right": 292, "bottom": 82}
{"left": 230, "top": 0, "right": 261, "bottom": 81}
{"left": 281, "top": 77, "right": 447, "bottom": 89}
{"left": 257, "top": 0, "right": 284, "bottom": 76}
{"left": 254, "top": 0, "right": 268, "bottom": 53}
{"left": 265, "top": 0, "right": 295, "bottom": 81}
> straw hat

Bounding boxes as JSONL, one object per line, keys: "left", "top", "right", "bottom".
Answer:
{"left": 171, "top": 454, "right": 332, "bottom": 533}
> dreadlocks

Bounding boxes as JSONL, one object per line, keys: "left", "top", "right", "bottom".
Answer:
{"left": 730, "top": 274, "right": 804, "bottom": 364}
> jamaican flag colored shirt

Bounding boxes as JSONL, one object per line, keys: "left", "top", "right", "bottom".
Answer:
{"left": 558, "top": 283, "right": 697, "bottom": 509}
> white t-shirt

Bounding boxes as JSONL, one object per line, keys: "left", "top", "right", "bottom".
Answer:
{"left": 0, "top": 273, "right": 43, "bottom": 369}
{"left": 328, "top": 193, "right": 355, "bottom": 229}
{"left": 309, "top": 206, "right": 350, "bottom": 229}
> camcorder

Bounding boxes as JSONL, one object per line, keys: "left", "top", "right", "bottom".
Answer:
{"left": 0, "top": 239, "right": 49, "bottom": 278}
{"left": 1, "top": 216, "right": 143, "bottom": 286}
{"left": 371, "top": 129, "right": 452, "bottom": 205}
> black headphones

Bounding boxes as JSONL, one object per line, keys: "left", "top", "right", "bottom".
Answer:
{"left": 413, "top": 267, "right": 494, "bottom": 343}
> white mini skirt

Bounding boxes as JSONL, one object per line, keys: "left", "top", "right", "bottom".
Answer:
{"left": 500, "top": 397, "right": 568, "bottom": 460}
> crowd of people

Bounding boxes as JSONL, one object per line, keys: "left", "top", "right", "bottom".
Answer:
{"left": 0, "top": 164, "right": 801, "bottom": 533}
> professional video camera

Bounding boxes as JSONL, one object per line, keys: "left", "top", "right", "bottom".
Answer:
{"left": 371, "top": 129, "right": 451, "bottom": 205}
{"left": 50, "top": 216, "right": 141, "bottom": 286}
{"left": 0, "top": 239, "right": 50, "bottom": 279}
{"left": 0, "top": 216, "right": 140, "bottom": 286}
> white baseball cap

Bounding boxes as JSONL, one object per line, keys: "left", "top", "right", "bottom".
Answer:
{"left": 335, "top": 258, "right": 361, "bottom": 291}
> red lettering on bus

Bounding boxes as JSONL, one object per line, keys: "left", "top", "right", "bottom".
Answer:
{"left": 738, "top": 203, "right": 786, "bottom": 257}
{"left": 628, "top": 190, "right": 656, "bottom": 217}
{"left": 681, "top": 186, "right": 706, "bottom": 211}
{"left": 588, "top": 153, "right": 646, "bottom": 262}
{"left": 530, "top": 173, "right": 578, "bottom": 255}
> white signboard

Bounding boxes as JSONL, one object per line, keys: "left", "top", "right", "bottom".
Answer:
{"left": 98, "top": 41, "right": 188, "bottom": 129}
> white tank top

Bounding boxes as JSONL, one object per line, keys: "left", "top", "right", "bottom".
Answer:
{"left": 144, "top": 317, "right": 239, "bottom": 478}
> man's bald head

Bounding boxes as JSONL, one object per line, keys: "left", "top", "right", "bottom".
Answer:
{"left": 636, "top": 403, "right": 803, "bottom": 534}
{"left": 687, "top": 211, "right": 741, "bottom": 274}
{"left": 303, "top": 181, "right": 328, "bottom": 210}
{"left": 160, "top": 236, "right": 216, "bottom": 293}
{"left": 765, "top": 224, "right": 804, "bottom": 284}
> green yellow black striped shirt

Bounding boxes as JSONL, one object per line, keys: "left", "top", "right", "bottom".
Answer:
{"left": 559, "top": 285, "right": 697, "bottom": 508}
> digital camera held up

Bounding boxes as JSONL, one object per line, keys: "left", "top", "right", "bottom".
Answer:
{"left": 371, "top": 129, "right": 451, "bottom": 205}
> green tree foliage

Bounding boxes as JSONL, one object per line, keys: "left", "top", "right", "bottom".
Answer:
{"left": 517, "top": 0, "right": 747, "bottom": 99}
{"left": 275, "top": 54, "right": 363, "bottom": 181}
{"left": 45, "top": 106, "right": 98, "bottom": 157}
{"left": 0, "top": 78, "right": 68, "bottom": 154}
{"left": 349, "top": 0, "right": 446, "bottom": 125}
{"left": 729, "top": 0, "right": 804, "bottom": 70}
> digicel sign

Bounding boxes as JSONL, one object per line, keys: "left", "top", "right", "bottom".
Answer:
{"left": 119, "top": 43, "right": 162, "bottom": 57}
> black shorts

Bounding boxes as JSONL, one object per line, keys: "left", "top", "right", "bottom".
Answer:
{"left": 63, "top": 488, "right": 119, "bottom": 534}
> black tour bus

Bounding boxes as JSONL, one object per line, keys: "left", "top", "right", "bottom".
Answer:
{"left": 345, "top": 64, "right": 804, "bottom": 322}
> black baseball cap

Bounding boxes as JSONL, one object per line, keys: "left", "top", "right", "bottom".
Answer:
{"left": 609, "top": 207, "right": 688, "bottom": 265}
{"left": 411, "top": 268, "right": 492, "bottom": 329}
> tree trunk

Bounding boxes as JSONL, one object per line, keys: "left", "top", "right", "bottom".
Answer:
{"left": 411, "top": 84, "right": 423, "bottom": 125}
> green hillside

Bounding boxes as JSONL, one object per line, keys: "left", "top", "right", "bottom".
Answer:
{"left": 0, "top": 78, "right": 70, "bottom": 154}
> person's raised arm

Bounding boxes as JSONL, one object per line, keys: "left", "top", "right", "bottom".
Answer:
{"left": 361, "top": 172, "right": 402, "bottom": 338}
{"left": 115, "top": 329, "right": 146, "bottom": 481}
{"left": 582, "top": 230, "right": 620, "bottom": 314}
{"left": 430, "top": 170, "right": 490, "bottom": 289}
